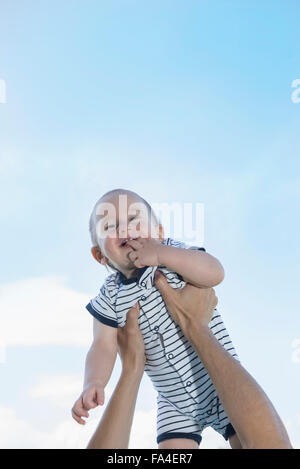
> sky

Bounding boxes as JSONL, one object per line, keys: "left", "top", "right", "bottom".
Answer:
{"left": 0, "top": 0, "right": 300, "bottom": 449}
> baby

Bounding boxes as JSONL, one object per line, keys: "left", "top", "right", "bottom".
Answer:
{"left": 72, "top": 188, "right": 241, "bottom": 448}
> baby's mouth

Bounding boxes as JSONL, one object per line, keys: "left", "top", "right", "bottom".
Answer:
{"left": 119, "top": 237, "right": 137, "bottom": 248}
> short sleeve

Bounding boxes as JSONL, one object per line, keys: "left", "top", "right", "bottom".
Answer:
{"left": 164, "top": 237, "right": 206, "bottom": 252}
{"left": 186, "top": 244, "right": 206, "bottom": 252}
{"left": 86, "top": 280, "right": 119, "bottom": 328}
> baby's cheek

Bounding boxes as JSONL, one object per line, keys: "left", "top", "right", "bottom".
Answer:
{"left": 129, "top": 222, "right": 144, "bottom": 238}
{"left": 149, "top": 225, "right": 160, "bottom": 239}
{"left": 103, "top": 238, "right": 118, "bottom": 260}
{"left": 140, "top": 223, "right": 157, "bottom": 239}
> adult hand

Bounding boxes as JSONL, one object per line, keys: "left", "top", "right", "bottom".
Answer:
{"left": 117, "top": 302, "right": 146, "bottom": 373}
{"left": 154, "top": 270, "right": 218, "bottom": 336}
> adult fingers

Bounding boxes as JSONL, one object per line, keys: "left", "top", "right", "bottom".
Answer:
{"left": 154, "top": 270, "right": 178, "bottom": 307}
{"left": 213, "top": 289, "right": 218, "bottom": 308}
{"left": 210, "top": 288, "right": 218, "bottom": 310}
{"left": 117, "top": 302, "right": 140, "bottom": 347}
{"left": 125, "top": 302, "right": 140, "bottom": 328}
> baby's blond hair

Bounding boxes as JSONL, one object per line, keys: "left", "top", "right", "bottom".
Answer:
{"left": 89, "top": 188, "right": 159, "bottom": 247}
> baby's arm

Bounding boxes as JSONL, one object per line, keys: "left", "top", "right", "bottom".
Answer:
{"left": 126, "top": 237, "right": 224, "bottom": 288}
{"left": 72, "top": 318, "right": 118, "bottom": 425}
{"left": 158, "top": 245, "right": 225, "bottom": 288}
{"left": 84, "top": 318, "right": 118, "bottom": 388}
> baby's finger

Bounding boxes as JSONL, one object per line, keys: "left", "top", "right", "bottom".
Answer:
{"left": 74, "top": 397, "right": 89, "bottom": 417}
{"left": 128, "top": 251, "right": 138, "bottom": 263}
{"left": 134, "top": 236, "right": 148, "bottom": 244}
{"left": 96, "top": 388, "right": 105, "bottom": 406}
{"left": 83, "top": 391, "right": 98, "bottom": 410}
{"left": 83, "top": 398, "right": 97, "bottom": 410}
{"left": 72, "top": 408, "right": 85, "bottom": 425}
{"left": 126, "top": 239, "right": 142, "bottom": 250}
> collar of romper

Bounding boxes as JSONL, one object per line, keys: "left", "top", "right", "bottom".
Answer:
{"left": 117, "top": 264, "right": 159, "bottom": 289}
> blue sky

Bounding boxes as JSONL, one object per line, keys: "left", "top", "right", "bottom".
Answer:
{"left": 0, "top": 0, "right": 300, "bottom": 448}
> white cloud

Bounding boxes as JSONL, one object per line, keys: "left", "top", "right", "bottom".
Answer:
{"left": 0, "top": 276, "right": 93, "bottom": 347}
{"left": 0, "top": 371, "right": 116, "bottom": 449}
{"left": 2, "top": 369, "right": 229, "bottom": 449}
{"left": 25, "top": 372, "right": 158, "bottom": 448}
{"left": 28, "top": 373, "right": 114, "bottom": 409}
{"left": 0, "top": 405, "right": 51, "bottom": 449}
{"left": 201, "top": 427, "right": 229, "bottom": 449}
{"left": 284, "top": 416, "right": 300, "bottom": 449}
{"left": 0, "top": 398, "right": 158, "bottom": 449}
{"left": 27, "top": 372, "right": 157, "bottom": 448}
{"left": 0, "top": 403, "right": 105, "bottom": 449}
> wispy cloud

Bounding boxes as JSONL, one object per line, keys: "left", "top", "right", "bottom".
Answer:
{"left": 0, "top": 276, "right": 92, "bottom": 347}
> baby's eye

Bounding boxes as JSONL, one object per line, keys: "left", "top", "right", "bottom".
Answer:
{"left": 128, "top": 215, "right": 138, "bottom": 224}
{"left": 104, "top": 224, "right": 116, "bottom": 231}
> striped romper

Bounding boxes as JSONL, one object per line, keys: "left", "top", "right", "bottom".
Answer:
{"left": 86, "top": 237, "right": 239, "bottom": 445}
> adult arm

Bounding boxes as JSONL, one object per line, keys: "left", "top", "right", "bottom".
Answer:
{"left": 154, "top": 271, "right": 292, "bottom": 449}
{"left": 86, "top": 303, "right": 145, "bottom": 449}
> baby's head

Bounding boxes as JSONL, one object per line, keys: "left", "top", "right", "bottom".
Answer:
{"left": 89, "top": 188, "right": 164, "bottom": 278}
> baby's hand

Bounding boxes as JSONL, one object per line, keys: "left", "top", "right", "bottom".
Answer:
{"left": 71, "top": 382, "right": 105, "bottom": 425}
{"left": 126, "top": 237, "right": 163, "bottom": 267}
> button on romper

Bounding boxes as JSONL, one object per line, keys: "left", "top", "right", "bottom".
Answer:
{"left": 86, "top": 237, "right": 239, "bottom": 445}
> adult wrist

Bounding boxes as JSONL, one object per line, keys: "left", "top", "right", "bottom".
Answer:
{"left": 185, "top": 323, "right": 211, "bottom": 346}
{"left": 121, "top": 362, "right": 144, "bottom": 381}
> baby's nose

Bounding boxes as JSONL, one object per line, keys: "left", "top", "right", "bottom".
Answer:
{"left": 118, "top": 225, "right": 132, "bottom": 244}
{"left": 118, "top": 225, "right": 129, "bottom": 238}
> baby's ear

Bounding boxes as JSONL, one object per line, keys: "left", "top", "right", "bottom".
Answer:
{"left": 91, "top": 246, "right": 106, "bottom": 264}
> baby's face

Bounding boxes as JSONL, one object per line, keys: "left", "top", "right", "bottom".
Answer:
{"left": 95, "top": 193, "right": 160, "bottom": 272}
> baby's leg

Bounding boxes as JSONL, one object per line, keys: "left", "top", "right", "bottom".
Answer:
{"left": 229, "top": 433, "right": 243, "bottom": 449}
{"left": 156, "top": 396, "right": 202, "bottom": 449}
{"left": 158, "top": 437, "right": 199, "bottom": 449}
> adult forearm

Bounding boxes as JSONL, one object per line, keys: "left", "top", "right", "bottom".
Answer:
{"left": 187, "top": 325, "right": 292, "bottom": 449}
{"left": 87, "top": 366, "right": 144, "bottom": 449}
{"left": 84, "top": 344, "right": 117, "bottom": 388}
